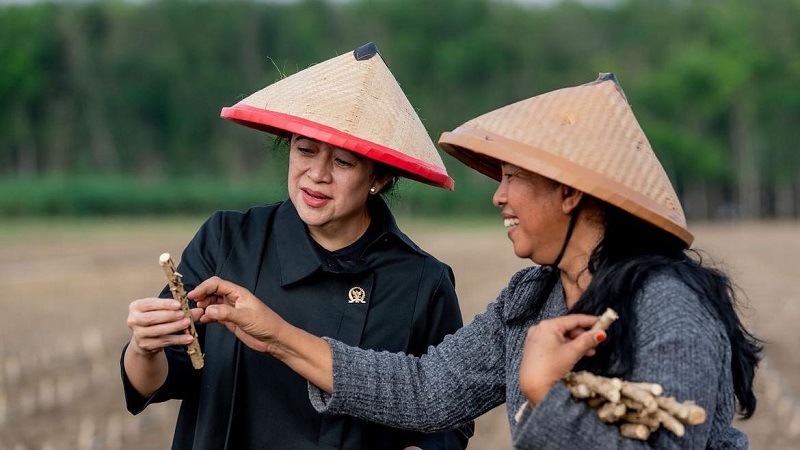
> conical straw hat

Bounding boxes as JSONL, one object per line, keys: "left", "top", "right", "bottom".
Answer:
{"left": 439, "top": 73, "right": 693, "bottom": 246}
{"left": 221, "top": 42, "right": 453, "bottom": 190}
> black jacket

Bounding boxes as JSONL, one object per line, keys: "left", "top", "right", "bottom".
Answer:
{"left": 122, "top": 199, "right": 472, "bottom": 449}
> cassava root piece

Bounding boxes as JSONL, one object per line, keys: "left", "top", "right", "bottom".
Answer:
{"left": 620, "top": 423, "right": 651, "bottom": 440}
{"left": 621, "top": 383, "right": 658, "bottom": 413}
{"left": 655, "top": 408, "right": 686, "bottom": 437}
{"left": 159, "top": 253, "right": 204, "bottom": 369}
{"left": 656, "top": 396, "right": 707, "bottom": 425}
{"left": 626, "top": 381, "right": 664, "bottom": 396}
{"left": 591, "top": 307, "right": 620, "bottom": 331}
{"left": 566, "top": 371, "right": 622, "bottom": 402}
{"left": 597, "top": 401, "right": 627, "bottom": 423}
{"left": 623, "top": 411, "right": 660, "bottom": 431}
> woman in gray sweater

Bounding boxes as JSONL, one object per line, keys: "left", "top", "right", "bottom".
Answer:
{"left": 189, "top": 74, "right": 761, "bottom": 449}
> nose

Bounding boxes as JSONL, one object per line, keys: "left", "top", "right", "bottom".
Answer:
{"left": 307, "top": 155, "right": 332, "bottom": 183}
{"left": 492, "top": 179, "right": 507, "bottom": 208}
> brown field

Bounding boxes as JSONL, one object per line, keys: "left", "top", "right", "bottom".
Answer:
{"left": 0, "top": 218, "right": 798, "bottom": 449}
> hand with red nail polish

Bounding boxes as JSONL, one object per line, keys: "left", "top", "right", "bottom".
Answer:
{"left": 518, "top": 314, "right": 604, "bottom": 406}
{"left": 595, "top": 330, "right": 607, "bottom": 343}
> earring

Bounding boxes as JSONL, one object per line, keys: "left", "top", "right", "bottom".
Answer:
{"left": 369, "top": 187, "right": 377, "bottom": 194}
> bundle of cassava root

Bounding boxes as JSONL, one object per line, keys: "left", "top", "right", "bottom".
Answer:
{"left": 564, "top": 370, "right": 706, "bottom": 440}
{"left": 565, "top": 308, "right": 706, "bottom": 440}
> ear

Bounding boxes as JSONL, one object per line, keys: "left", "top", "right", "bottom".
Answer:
{"left": 370, "top": 174, "right": 393, "bottom": 194}
{"left": 561, "top": 185, "right": 583, "bottom": 215}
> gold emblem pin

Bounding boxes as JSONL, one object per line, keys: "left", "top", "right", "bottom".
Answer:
{"left": 348, "top": 287, "right": 366, "bottom": 304}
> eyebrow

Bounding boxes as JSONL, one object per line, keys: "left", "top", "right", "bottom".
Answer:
{"left": 293, "top": 135, "right": 319, "bottom": 144}
{"left": 293, "top": 136, "right": 366, "bottom": 162}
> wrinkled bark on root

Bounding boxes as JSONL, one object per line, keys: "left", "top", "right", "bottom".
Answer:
{"left": 159, "top": 253, "right": 204, "bottom": 369}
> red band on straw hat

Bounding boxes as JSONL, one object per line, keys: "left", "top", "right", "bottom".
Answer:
{"left": 221, "top": 104, "right": 454, "bottom": 190}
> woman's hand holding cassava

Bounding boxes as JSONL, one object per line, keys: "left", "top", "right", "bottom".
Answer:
{"left": 127, "top": 297, "right": 204, "bottom": 356}
{"left": 189, "top": 276, "right": 286, "bottom": 354}
{"left": 518, "top": 314, "right": 605, "bottom": 406}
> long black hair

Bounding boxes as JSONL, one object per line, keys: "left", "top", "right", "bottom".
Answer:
{"left": 567, "top": 201, "right": 762, "bottom": 418}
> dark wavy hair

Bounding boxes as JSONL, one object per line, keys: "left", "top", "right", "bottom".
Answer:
{"left": 518, "top": 197, "right": 762, "bottom": 418}
{"left": 574, "top": 201, "right": 762, "bottom": 418}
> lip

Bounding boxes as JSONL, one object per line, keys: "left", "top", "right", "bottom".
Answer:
{"left": 301, "top": 188, "right": 331, "bottom": 208}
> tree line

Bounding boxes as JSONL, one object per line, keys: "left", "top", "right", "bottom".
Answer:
{"left": 1, "top": 0, "right": 798, "bottom": 219}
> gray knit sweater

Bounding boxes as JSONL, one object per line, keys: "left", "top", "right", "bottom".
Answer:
{"left": 310, "top": 266, "right": 749, "bottom": 449}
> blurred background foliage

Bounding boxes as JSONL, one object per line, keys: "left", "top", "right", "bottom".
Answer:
{"left": 1, "top": 0, "right": 799, "bottom": 220}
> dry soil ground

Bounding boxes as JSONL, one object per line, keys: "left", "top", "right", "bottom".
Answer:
{"left": 0, "top": 218, "right": 798, "bottom": 449}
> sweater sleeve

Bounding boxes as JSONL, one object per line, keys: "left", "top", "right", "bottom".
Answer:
{"left": 309, "top": 294, "right": 509, "bottom": 433}
{"left": 512, "top": 276, "right": 735, "bottom": 449}
{"left": 407, "top": 263, "right": 475, "bottom": 449}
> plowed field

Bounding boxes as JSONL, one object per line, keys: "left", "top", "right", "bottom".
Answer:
{"left": 1, "top": 218, "right": 797, "bottom": 449}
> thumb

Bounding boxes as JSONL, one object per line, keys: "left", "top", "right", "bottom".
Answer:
{"left": 570, "top": 329, "right": 606, "bottom": 356}
{"left": 205, "top": 304, "right": 239, "bottom": 323}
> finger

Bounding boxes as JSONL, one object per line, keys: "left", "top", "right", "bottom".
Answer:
{"left": 188, "top": 276, "right": 244, "bottom": 301}
{"left": 204, "top": 304, "right": 239, "bottom": 324}
{"left": 131, "top": 297, "right": 182, "bottom": 313}
{"left": 550, "top": 314, "right": 599, "bottom": 333}
{"left": 199, "top": 313, "right": 216, "bottom": 325}
{"left": 194, "top": 296, "right": 222, "bottom": 309}
{"left": 566, "top": 327, "right": 587, "bottom": 340}
{"left": 133, "top": 326, "right": 195, "bottom": 353}
{"left": 189, "top": 307, "right": 204, "bottom": 322}
{"left": 568, "top": 329, "right": 607, "bottom": 356}
{"left": 129, "top": 309, "right": 187, "bottom": 329}
{"left": 565, "top": 322, "right": 601, "bottom": 340}
{"left": 135, "top": 332, "right": 195, "bottom": 352}
{"left": 134, "top": 317, "right": 193, "bottom": 340}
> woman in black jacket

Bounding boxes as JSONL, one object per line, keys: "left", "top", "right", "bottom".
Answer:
{"left": 121, "top": 42, "right": 472, "bottom": 450}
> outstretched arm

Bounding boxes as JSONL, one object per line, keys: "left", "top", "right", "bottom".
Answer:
{"left": 190, "top": 276, "right": 335, "bottom": 392}
{"left": 191, "top": 274, "right": 511, "bottom": 432}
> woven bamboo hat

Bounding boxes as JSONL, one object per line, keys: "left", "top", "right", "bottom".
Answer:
{"left": 439, "top": 73, "right": 693, "bottom": 246}
{"left": 220, "top": 42, "right": 453, "bottom": 190}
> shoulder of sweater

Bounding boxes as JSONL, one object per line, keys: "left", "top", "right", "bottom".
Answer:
{"left": 633, "top": 273, "right": 725, "bottom": 344}
{"left": 635, "top": 273, "right": 701, "bottom": 315}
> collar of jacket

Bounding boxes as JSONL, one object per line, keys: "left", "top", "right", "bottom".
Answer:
{"left": 274, "top": 197, "right": 424, "bottom": 286}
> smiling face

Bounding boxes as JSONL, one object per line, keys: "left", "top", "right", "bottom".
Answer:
{"left": 492, "top": 163, "right": 571, "bottom": 263}
{"left": 288, "top": 135, "right": 387, "bottom": 249}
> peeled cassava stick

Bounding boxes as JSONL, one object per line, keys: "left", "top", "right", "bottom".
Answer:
{"left": 565, "top": 371, "right": 622, "bottom": 403}
{"left": 620, "top": 423, "right": 651, "bottom": 440}
{"left": 159, "top": 253, "right": 204, "bottom": 369}
{"left": 591, "top": 307, "right": 620, "bottom": 332}
{"left": 656, "top": 396, "right": 707, "bottom": 425}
